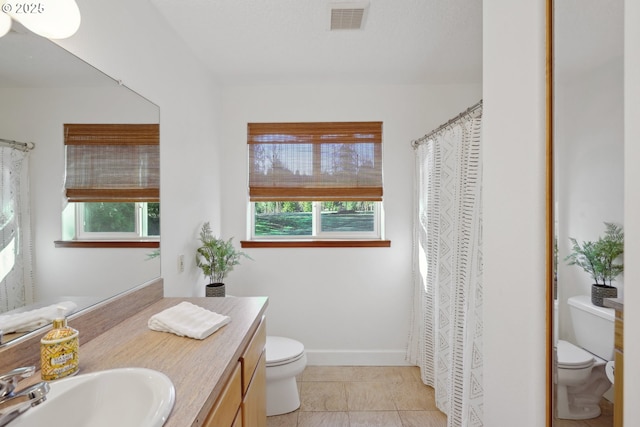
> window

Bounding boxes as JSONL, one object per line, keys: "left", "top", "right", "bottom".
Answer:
{"left": 58, "top": 124, "right": 160, "bottom": 246}
{"left": 73, "top": 202, "right": 159, "bottom": 239}
{"left": 252, "top": 201, "right": 379, "bottom": 238}
{"left": 245, "top": 122, "right": 389, "bottom": 247}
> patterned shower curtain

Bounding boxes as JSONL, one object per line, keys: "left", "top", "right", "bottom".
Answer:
{"left": 407, "top": 111, "right": 483, "bottom": 427}
{"left": 0, "top": 145, "right": 34, "bottom": 312}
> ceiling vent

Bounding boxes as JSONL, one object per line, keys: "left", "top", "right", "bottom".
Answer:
{"left": 329, "top": 1, "right": 369, "bottom": 30}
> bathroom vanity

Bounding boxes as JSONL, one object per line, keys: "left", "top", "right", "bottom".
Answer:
{"left": 0, "top": 279, "right": 268, "bottom": 427}
{"left": 604, "top": 298, "right": 623, "bottom": 427}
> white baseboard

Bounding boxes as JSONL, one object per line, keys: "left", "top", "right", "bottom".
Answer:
{"left": 305, "top": 350, "right": 412, "bottom": 366}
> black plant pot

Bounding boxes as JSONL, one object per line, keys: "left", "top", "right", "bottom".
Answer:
{"left": 206, "top": 283, "right": 226, "bottom": 297}
{"left": 591, "top": 284, "right": 617, "bottom": 307}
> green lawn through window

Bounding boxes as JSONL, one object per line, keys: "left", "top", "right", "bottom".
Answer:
{"left": 255, "top": 211, "right": 374, "bottom": 236}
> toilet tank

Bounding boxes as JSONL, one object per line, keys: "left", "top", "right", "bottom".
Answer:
{"left": 568, "top": 295, "right": 615, "bottom": 360}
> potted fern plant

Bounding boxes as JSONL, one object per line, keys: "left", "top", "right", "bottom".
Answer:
{"left": 196, "top": 222, "right": 251, "bottom": 297}
{"left": 565, "top": 222, "right": 624, "bottom": 306}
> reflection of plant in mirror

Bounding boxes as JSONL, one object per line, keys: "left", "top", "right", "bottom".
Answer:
{"left": 565, "top": 222, "right": 624, "bottom": 287}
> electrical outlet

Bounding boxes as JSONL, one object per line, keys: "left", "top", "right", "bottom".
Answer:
{"left": 178, "top": 254, "right": 185, "bottom": 273}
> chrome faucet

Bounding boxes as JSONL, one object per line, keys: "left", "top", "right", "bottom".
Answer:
{"left": 0, "top": 367, "right": 50, "bottom": 426}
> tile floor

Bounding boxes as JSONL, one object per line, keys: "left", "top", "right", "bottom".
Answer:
{"left": 553, "top": 398, "right": 613, "bottom": 427}
{"left": 266, "top": 366, "right": 446, "bottom": 427}
{"left": 267, "top": 366, "right": 615, "bottom": 427}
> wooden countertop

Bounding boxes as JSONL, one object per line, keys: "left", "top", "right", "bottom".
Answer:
{"left": 603, "top": 297, "right": 624, "bottom": 312}
{"left": 58, "top": 296, "right": 267, "bottom": 427}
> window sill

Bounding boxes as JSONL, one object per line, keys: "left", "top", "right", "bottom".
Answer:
{"left": 240, "top": 240, "right": 391, "bottom": 248}
{"left": 54, "top": 240, "right": 160, "bottom": 248}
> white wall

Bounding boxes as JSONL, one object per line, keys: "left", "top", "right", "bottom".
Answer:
{"left": 30, "top": 0, "right": 640, "bottom": 422}
{"left": 555, "top": 57, "right": 624, "bottom": 342}
{"left": 483, "top": 1, "right": 547, "bottom": 426}
{"left": 624, "top": 0, "right": 640, "bottom": 421}
{"left": 55, "top": 0, "right": 223, "bottom": 298}
{"left": 0, "top": 86, "right": 159, "bottom": 300}
{"left": 219, "top": 84, "right": 481, "bottom": 364}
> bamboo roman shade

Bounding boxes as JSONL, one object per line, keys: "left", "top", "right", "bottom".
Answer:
{"left": 64, "top": 124, "right": 159, "bottom": 202}
{"left": 248, "top": 122, "right": 383, "bottom": 201}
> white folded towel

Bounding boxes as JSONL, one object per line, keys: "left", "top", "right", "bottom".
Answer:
{"left": 148, "top": 301, "right": 230, "bottom": 340}
{"left": 0, "top": 301, "right": 78, "bottom": 333}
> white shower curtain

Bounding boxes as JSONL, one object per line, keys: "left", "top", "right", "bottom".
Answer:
{"left": 407, "top": 111, "right": 483, "bottom": 427}
{"left": 0, "top": 145, "right": 35, "bottom": 312}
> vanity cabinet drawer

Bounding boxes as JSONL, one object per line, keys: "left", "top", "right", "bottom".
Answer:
{"left": 613, "top": 349, "right": 623, "bottom": 427}
{"left": 203, "top": 317, "right": 266, "bottom": 427}
{"left": 614, "top": 311, "right": 623, "bottom": 351}
{"left": 242, "top": 351, "right": 266, "bottom": 427}
{"left": 231, "top": 411, "right": 242, "bottom": 427}
{"left": 613, "top": 310, "right": 623, "bottom": 427}
{"left": 241, "top": 317, "right": 266, "bottom": 394}
{"left": 203, "top": 362, "right": 242, "bottom": 427}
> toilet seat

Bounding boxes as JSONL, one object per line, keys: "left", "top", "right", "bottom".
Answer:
{"left": 266, "top": 336, "right": 305, "bottom": 367}
{"left": 557, "top": 340, "right": 594, "bottom": 370}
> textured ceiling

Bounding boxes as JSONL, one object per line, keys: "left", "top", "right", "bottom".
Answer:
{"left": 0, "top": 1, "right": 622, "bottom": 89}
{"left": 149, "top": 0, "right": 483, "bottom": 85}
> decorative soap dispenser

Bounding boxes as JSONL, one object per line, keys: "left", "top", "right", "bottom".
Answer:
{"left": 40, "top": 308, "right": 79, "bottom": 381}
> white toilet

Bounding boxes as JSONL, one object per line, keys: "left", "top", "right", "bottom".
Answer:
{"left": 265, "top": 336, "right": 307, "bottom": 416}
{"left": 556, "top": 295, "right": 614, "bottom": 420}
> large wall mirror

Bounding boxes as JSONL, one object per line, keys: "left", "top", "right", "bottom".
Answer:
{"left": 549, "top": 0, "right": 623, "bottom": 425}
{"left": 0, "top": 28, "right": 160, "bottom": 345}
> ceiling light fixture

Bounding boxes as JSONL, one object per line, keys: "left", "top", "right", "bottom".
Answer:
{"left": 0, "top": 0, "right": 81, "bottom": 39}
{"left": 329, "top": 1, "right": 369, "bottom": 31}
{"left": 0, "top": 10, "right": 10, "bottom": 37}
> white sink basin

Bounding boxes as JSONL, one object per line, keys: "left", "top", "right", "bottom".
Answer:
{"left": 11, "top": 367, "right": 175, "bottom": 427}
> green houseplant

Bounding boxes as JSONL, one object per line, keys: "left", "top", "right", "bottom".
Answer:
{"left": 565, "top": 222, "right": 624, "bottom": 306}
{"left": 196, "top": 222, "right": 251, "bottom": 297}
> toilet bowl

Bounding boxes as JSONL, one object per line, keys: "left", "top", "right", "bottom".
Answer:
{"left": 556, "top": 340, "right": 610, "bottom": 419}
{"left": 265, "top": 336, "right": 307, "bottom": 416}
{"left": 555, "top": 296, "right": 614, "bottom": 420}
